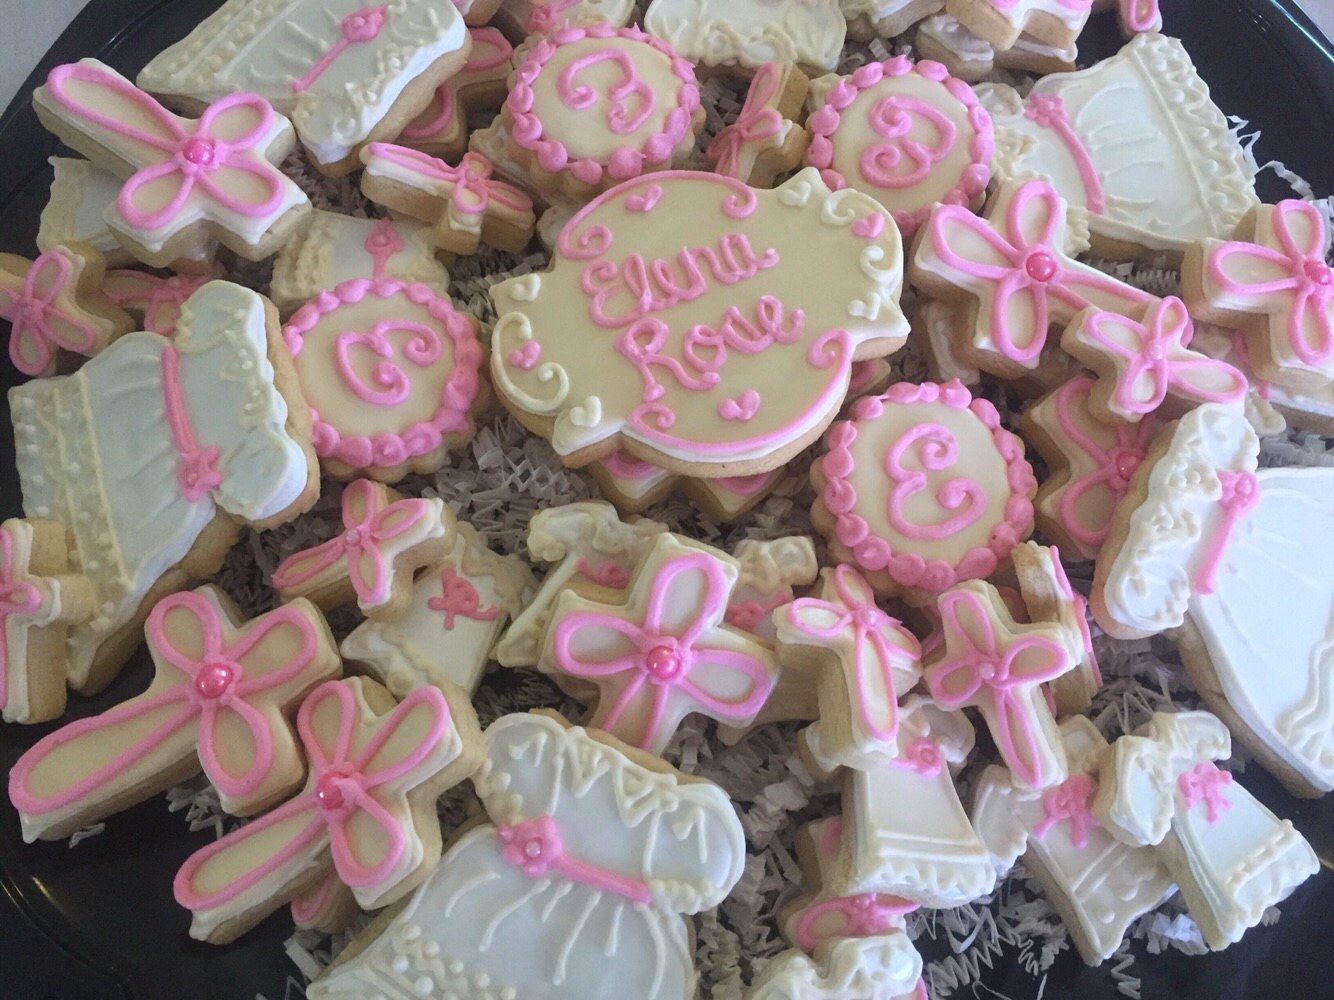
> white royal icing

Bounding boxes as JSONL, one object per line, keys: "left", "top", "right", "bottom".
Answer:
{"left": 643, "top": 0, "right": 847, "bottom": 73}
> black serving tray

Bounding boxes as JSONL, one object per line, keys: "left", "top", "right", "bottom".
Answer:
{"left": 0, "top": 2, "right": 1331, "bottom": 998}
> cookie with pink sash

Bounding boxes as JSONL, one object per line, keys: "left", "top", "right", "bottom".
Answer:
{"left": 360, "top": 143, "right": 537, "bottom": 255}
{"left": 944, "top": 0, "right": 1092, "bottom": 49}
{"left": 1092, "top": 711, "right": 1319, "bottom": 950}
{"left": 910, "top": 179, "right": 1156, "bottom": 380}
{"left": 1183, "top": 199, "right": 1334, "bottom": 393}
{"left": 706, "top": 62, "right": 810, "bottom": 188}
{"left": 643, "top": 0, "right": 847, "bottom": 75}
{"left": 502, "top": 24, "right": 703, "bottom": 201}
{"left": 971, "top": 716, "right": 1175, "bottom": 964}
{"left": 924, "top": 579, "right": 1074, "bottom": 789}
{"left": 1, "top": 246, "right": 133, "bottom": 377}
{"left": 135, "top": 0, "right": 472, "bottom": 175}
{"left": 0, "top": 519, "right": 95, "bottom": 725}
{"left": 102, "top": 263, "right": 225, "bottom": 336}
{"left": 1011, "top": 541, "right": 1101, "bottom": 718}
{"left": 745, "top": 935, "right": 925, "bottom": 1000}
{"left": 805, "top": 56, "right": 992, "bottom": 239}
{"left": 8, "top": 586, "right": 342, "bottom": 843}
{"left": 396, "top": 26, "right": 514, "bottom": 161}
{"left": 282, "top": 276, "right": 487, "bottom": 482}
{"left": 32, "top": 60, "right": 310, "bottom": 267}
{"left": 812, "top": 380, "right": 1036, "bottom": 604}
{"left": 271, "top": 479, "right": 454, "bottom": 619}
{"left": 305, "top": 710, "right": 746, "bottom": 1000}
{"left": 174, "top": 675, "right": 482, "bottom": 944}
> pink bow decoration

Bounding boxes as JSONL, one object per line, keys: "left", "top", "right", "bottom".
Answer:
{"left": 792, "top": 891, "right": 918, "bottom": 952}
{"left": 926, "top": 588, "right": 1071, "bottom": 788}
{"left": 497, "top": 814, "right": 652, "bottom": 903}
{"left": 0, "top": 527, "right": 46, "bottom": 710}
{"left": 783, "top": 565, "right": 920, "bottom": 745}
{"left": 706, "top": 62, "right": 786, "bottom": 179}
{"left": 1032, "top": 773, "right": 1099, "bottom": 848}
{"left": 1, "top": 250, "right": 99, "bottom": 376}
{"left": 103, "top": 268, "right": 217, "bottom": 336}
{"left": 1191, "top": 468, "right": 1260, "bottom": 595}
{"left": 427, "top": 567, "right": 500, "bottom": 629}
{"left": 551, "top": 551, "right": 777, "bottom": 753}
{"left": 1177, "top": 761, "right": 1233, "bottom": 824}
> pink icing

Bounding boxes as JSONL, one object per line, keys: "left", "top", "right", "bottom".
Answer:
{"left": 805, "top": 57, "right": 992, "bottom": 237}
{"left": 291, "top": 5, "right": 388, "bottom": 93}
{"left": 428, "top": 566, "right": 500, "bottom": 628}
{"left": 724, "top": 592, "right": 787, "bottom": 633}
{"left": 993, "top": 0, "right": 1090, "bottom": 8}
{"left": 508, "top": 340, "right": 541, "bottom": 370}
{"left": 271, "top": 479, "right": 437, "bottom": 607}
{"left": 283, "top": 278, "right": 483, "bottom": 470}
{"left": 0, "top": 527, "right": 45, "bottom": 711}
{"left": 792, "top": 892, "right": 917, "bottom": 953}
{"left": 497, "top": 814, "right": 651, "bottom": 902}
{"left": 574, "top": 556, "right": 631, "bottom": 589}
{"left": 1120, "top": 0, "right": 1160, "bottom": 31}
{"left": 923, "top": 180, "right": 1152, "bottom": 365}
{"left": 706, "top": 62, "right": 786, "bottom": 179}
{"left": 362, "top": 218, "right": 405, "bottom": 279}
{"left": 45, "top": 62, "right": 288, "bottom": 230}
{"left": 526, "top": 0, "right": 580, "bottom": 32}
{"left": 1, "top": 250, "right": 100, "bottom": 376}
{"left": 173, "top": 683, "right": 453, "bottom": 909}
{"left": 820, "top": 380, "right": 1036, "bottom": 594}
{"left": 1032, "top": 773, "right": 1099, "bottom": 847}
{"left": 103, "top": 268, "right": 215, "bottom": 336}
{"left": 400, "top": 27, "right": 513, "bottom": 140}
{"left": 1192, "top": 468, "right": 1259, "bottom": 594}
{"left": 9, "top": 591, "right": 324, "bottom": 814}
{"left": 1045, "top": 547, "right": 1102, "bottom": 688}
{"left": 887, "top": 736, "right": 944, "bottom": 776}
{"left": 1177, "top": 761, "right": 1232, "bottom": 824}
{"left": 551, "top": 549, "right": 775, "bottom": 750}
{"left": 718, "top": 389, "right": 760, "bottom": 422}
{"left": 1206, "top": 199, "right": 1333, "bottom": 368}
{"left": 506, "top": 24, "right": 700, "bottom": 187}
{"left": 884, "top": 423, "right": 984, "bottom": 540}
{"left": 335, "top": 320, "right": 443, "bottom": 404}
{"left": 783, "top": 565, "right": 920, "bottom": 744}
{"left": 160, "top": 344, "right": 223, "bottom": 503}
{"left": 925, "top": 587, "right": 1070, "bottom": 788}
{"left": 363, "top": 143, "right": 533, "bottom": 224}
{"left": 1023, "top": 94, "right": 1105, "bottom": 214}
{"left": 291, "top": 869, "right": 343, "bottom": 927}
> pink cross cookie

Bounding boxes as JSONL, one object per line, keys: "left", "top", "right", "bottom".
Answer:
{"left": 945, "top": 0, "right": 1094, "bottom": 49}
{"left": 8, "top": 587, "right": 342, "bottom": 842}
{"left": 541, "top": 534, "right": 780, "bottom": 755}
{"left": 706, "top": 62, "right": 808, "bottom": 187}
{"left": 102, "top": 265, "right": 223, "bottom": 336}
{"left": 911, "top": 179, "right": 1155, "bottom": 379}
{"left": 399, "top": 27, "right": 514, "bottom": 161}
{"left": 1062, "top": 296, "right": 1248, "bottom": 423}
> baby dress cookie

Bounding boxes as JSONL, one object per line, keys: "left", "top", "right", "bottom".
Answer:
{"left": 341, "top": 521, "right": 537, "bottom": 698}
{"left": 970, "top": 716, "right": 1175, "bottom": 964}
{"left": 746, "top": 936, "right": 924, "bottom": 1000}
{"left": 706, "top": 62, "right": 810, "bottom": 188}
{"left": 282, "top": 277, "right": 486, "bottom": 482}
{"left": 360, "top": 143, "right": 538, "bottom": 254}
{"left": 805, "top": 56, "right": 992, "bottom": 238}
{"left": 1093, "top": 711, "right": 1319, "bottom": 950}
{"left": 305, "top": 711, "right": 747, "bottom": 1000}
{"left": 9, "top": 280, "right": 319, "bottom": 695}
{"left": 977, "top": 34, "right": 1259, "bottom": 261}
{"left": 397, "top": 26, "right": 514, "bottom": 161}
{"left": 1, "top": 246, "right": 133, "bottom": 378}
{"left": 175, "top": 675, "right": 481, "bottom": 943}
{"left": 33, "top": 60, "right": 311, "bottom": 267}
{"left": 644, "top": 0, "right": 847, "bottom": 76}
{"left": 102, "top": 264, "right": 225, "bottom": 337}
{"left": 37, "top": 157, "right": 136, "bottom": 268}
{"left": 490, "top": 168, "right": 909, "bottom": 476}
{"left": 135, "top": 0, "right": 472, "bottom": 175}
{"left": 812, "top": 380, "right": 1036, "bottom": 604}
{"left": 1011, "top": 541, "right": 1101, "bottom": 717}
{"left": 0, "top": 519, "right": 94, "bottom": 725}
{"left": 910, "top": 179, "right": 1156, "bottom": 380}
{"left": 8, "top": 586, "right": 341, "bottom": 843}
{"left": 842, "top": 0, "right": 944, "bottom": 39}
{"left": 269, "top": 211, "right": 449, "bottom": 315}
{"left": 502, "top": 24, "right": 703, "bottom": 201}
{"left": 271, "top": 478, "right": 454, "bottom": 620}
{"left": 1182, "top": 198, "right": 1334, "bottom": 393}
{"left": 944, "top": 0, "right": 1092, "bottom": 50}
{"left": 538, "top": 533, "right": 781, "bottom": 755}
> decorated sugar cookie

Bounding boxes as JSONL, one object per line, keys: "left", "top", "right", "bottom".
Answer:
{"left": 1183, "top": 199, "right": 1334, "bottom": 392}
{"left": 915, "top": 13, "right": 1077, "bottom": 80}
{"left": 271, "top": 479, "right": 454, "bottom": 619}
{"left": 398, "top": 26, "right": 514, "bottom": 161}
{"left": 1, "top": 246, "right": 133, "bottom": 377}
{"left": 842, "top": 0, "right": 945, "bottom": 39}
{"left": 102, "top": 264, "right": 225, "bottom": 336}
{"left": 9, "top": 280, "right": 319, "bottom": 695}
{"left": 269, "top": 211, "right": 449, "bottom": 314}
{"left": 978, "top": 34, "right": 1258, "bottom": 261}
{"left": 290, "top": 871, "right": 359, "bottom": 935}
{"left": 496, "top": 0, "right": 639, "bottom": 36}
{"left": 911, "top": 179, "right": 1155, "bottom": 380}
{"left": 1092, "top": 0, "right": 1162, "bottom": 36}
{"left": 135, "top": 0, "right": 472, "bottom": 174}
{"left": 706, "top": 62, "right": 810, "bottom": 187}
{"left": 911, "top": 298, "right": 980, "bottom": 387}
{"left": 453, "top": 0, "right": 504, "bottom": 25}
{"left": 925, "top": 580, "right": 1073, "bottom": 789}
{"left": 539, "top": 534, "right": 781, "bottom": 755}
{"left": 812, "top": 380, "right": 1036, "bottom": 603}
{"left": 746, "top": 935, "right": 924, "bottom": 1000}
{"left": 9, "top": 587, "right": 341, "bottom": 843}
{"left": 502, "top": 24, "right": 703, "bottom": 200}
{"left": 774, "top": 565, "right": 923, "bottom": 771}
{"left": 37, "top": 157, "right": 136, "bottom": 268}
{"left": 0, "top": 519, "right": 94, "bottom": 725}
{"left": 174, "top": 676, "right": 482, "bottom": 944}
{"left": 341, "top": 522, "right": 537, "bottom": 698}
{"left": 644, "top": 0, "right": 847, "bottom": 75}
{"left": 1093, "top": 711, "right": 1319, "bottom": 950}
{"left": 1062, "top": 296, "right": 1248, "bottom": 423}
{"left": 833, "top": 695, "right": 997, "bottom": 905}
{"left": 944, "top": 0, "right": 1092, "bottom": 50}
{"left": 589, "top": 449, "right": 785, "bottom": 520}
{"left": 1189, "top": 322, "right": 1317, "bottom": 436}
{"left": 490, "top": 168, "right": 909, "bottom": 475}
{"left": 360, "top": 144, "right": 537, "bottom": 254}
{"left": 1012, "top": 542, "right": 1101, "bottom": 718}
{"left": 305, "top": 711, "right": 747, "bottom": 1000}
{"left": 282, "top": 277, "right": 486, "bottom": 482}
{"left": 805, "top": 56, "right": 992, "bottom": 238}
{"left": 971, "top": 717, "right": 1174, "bottom": 965}
{"left": 33, "top": 60, "right": 310, "bottom": 266}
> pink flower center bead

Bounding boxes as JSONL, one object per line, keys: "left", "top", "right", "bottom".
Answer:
{"left": 343, "top": 528, "right": 363, "bottom": 549}
{"left": 15, "top": 299, "right": 45, "bottom": 329}
{"left": 193, "top": 661, "right": 236, "bottom": 701}
{"left": 180, "top": 137, "right": 217, "bottom": 171}
{"left": 645, "top": 643, "right": 683, "bottom": 681}
{"left": 1025, "top": 251, "right": 1058, "bottom": 283}
{"left": 314, "top": 768, "right": 363, "bottom": 816}
{"left": 1108, "top": 447, "right": 1141, "bottom": 488}
{"left": 1304, "top": 259, "right": 1332, "bottom": 287}
{"left": 856, "top": 608, "right": 883, "bottom": 629}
